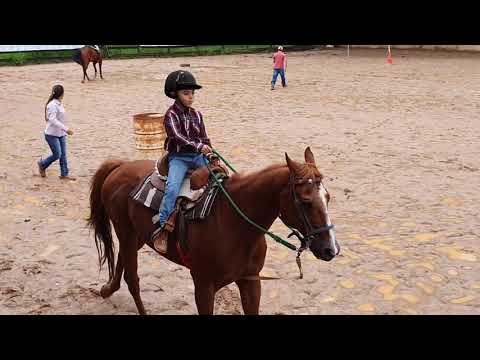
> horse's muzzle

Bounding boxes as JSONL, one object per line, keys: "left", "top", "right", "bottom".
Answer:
{"left": 321, "top": 248, "right": 336, "bottom": 261}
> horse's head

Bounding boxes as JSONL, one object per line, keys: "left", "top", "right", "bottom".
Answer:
{"left": 279, "top": 147, "right": 340, "bottom": 261}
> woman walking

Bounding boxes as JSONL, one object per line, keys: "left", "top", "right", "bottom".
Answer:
{"left": 37, "top": 85, "right": 76, "bottom": 180}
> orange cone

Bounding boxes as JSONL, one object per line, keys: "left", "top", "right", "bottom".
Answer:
{"left": 387, "top": 46, "right": 393, "bottom": 64}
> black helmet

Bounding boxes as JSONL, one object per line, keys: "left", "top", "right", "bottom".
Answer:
{"left": 164, "top": 70, "right": 202, "bottom": 99}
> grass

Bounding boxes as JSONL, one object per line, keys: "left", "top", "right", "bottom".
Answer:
{"left": 0, "top": 50, "right": 75, "bottom": 65}
{"left": 0, "top": 45, "right": 312, "bottom": 66}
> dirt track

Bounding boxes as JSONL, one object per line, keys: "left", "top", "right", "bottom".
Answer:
{"left": 0, "top": 48, "right": 479, "bottom": 314}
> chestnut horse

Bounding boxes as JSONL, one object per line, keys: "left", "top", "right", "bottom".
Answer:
{"left": 73, "top": 46, "right": 103, "bottom": 83}
{"left": 87, "top": 147, "right": 340, "bottom": 315}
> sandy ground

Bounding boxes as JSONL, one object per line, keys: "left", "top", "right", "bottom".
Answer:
{"left": 0, "top": 48, "right": 479, "bottom": 315}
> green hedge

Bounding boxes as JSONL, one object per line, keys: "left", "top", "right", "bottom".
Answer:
{"left": 0, "top": 45, "right": 310, "bottom": 66}
{"left": 0, "top": 49, "right": 75, "bottom": 65}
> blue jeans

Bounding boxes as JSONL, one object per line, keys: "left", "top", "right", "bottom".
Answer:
{"left": 39, "top": 134, "right": 69, "bottom": 177}
{"left": 271, "top": 68, "right": 286, "bottom": 87}
{"left": 158, "top": 152, "right": 207, "bottom": 227}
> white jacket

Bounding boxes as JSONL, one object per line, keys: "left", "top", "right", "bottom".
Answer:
{"left": 45, "top": 99, "right": 69, "bottom": 137}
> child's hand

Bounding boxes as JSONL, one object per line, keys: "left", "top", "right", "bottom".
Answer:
{"left": 201, "top": 145, "right": 212, "bottom": 155}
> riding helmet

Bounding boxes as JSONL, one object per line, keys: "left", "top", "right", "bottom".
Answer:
{"left": 164, "top": 70, "right": 202, "bottom": 99}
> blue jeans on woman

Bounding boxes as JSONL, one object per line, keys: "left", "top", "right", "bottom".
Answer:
{"left": 271, "top": 68, "right": 286, "bottom": 88}
{"left": 39, "top": 134, "right": 69, "bottom": 177}
{"left": 158, "top": 152, "right": 207, "bottom": 227}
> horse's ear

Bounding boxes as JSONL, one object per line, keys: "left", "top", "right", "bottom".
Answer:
{"left": 285, "top": 153, "right": 301, "bottom": 174}
{"left": 304, "top": 147, "right": 316, "bottom": 165}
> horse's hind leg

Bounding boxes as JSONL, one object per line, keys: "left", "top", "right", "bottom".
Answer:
{"left": 83, "top": 63, "right": 90, "bottom": 82}
{"left": 93, "top": 62, "right": 98, "bottom": 78}
{"left": 235, "top": 279, "right": 261, "bottom": 315}
{"left": 82, "top": 64, "right": 88, "bottom": 83}
{"left": 122, "top": 235, "right": 147, "bottom": 315}
{"left": 100, "top": 251, "right": 124, "bottom": 298}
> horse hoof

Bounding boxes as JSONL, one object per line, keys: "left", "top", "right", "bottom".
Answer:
{"left": 100, "top": 285, "right": 112, "bottom": 298}
{"left": 81, "top": 80, "right": 85, "bottom": 84}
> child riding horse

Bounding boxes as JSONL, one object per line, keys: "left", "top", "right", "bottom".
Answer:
{"left": 150, "top": 70, "right": 213, "bottom": 253}
{"left": 88, "top": 147, "right": 340, "bottom": 315}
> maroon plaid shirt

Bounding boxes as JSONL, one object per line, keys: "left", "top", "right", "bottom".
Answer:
{"left": 163, "top": 100, "right": 212, "bottom": 153}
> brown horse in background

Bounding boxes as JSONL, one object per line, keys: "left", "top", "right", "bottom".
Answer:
{"left": 73, "top": 46, "right": 103, "bottom": 83}
{"left": 87, "top": 147, "right": 340, "bottom": 315}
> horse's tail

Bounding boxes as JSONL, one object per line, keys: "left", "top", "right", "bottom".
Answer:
{"left": 72, "top": 48, "right": 82, "bottom": 65}
{"left": 87, "top": 159, "right": 125, "bottom": 280}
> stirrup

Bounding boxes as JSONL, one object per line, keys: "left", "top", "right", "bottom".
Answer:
{"left": 150, "top": 225, "right": 164, "bottom": 243}
{"left": 151, "top": 226, "right": 168, "bottom": 253}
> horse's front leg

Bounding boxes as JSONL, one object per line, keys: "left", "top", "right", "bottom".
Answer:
{"left": 192, "top": 276, "right": 215, "bottom": 315}
{"left": 93, "top": 62, "right": 98, "bottom": 78}
{"left": 99, "top": 59, "right": 104, "bottom": 79}
{"left": 235, "top": 278, "right": 261, "bottom": 315}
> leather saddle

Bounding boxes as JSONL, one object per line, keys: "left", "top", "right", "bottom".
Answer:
{"left": 151, "top": 152, "right": 229, "bottom": 191}
{"left": 131, "top": 152, "right": 230, "bottom": 266}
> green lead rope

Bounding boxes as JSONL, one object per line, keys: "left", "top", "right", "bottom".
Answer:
{"left": 212, "top": 149, "right": 237, "bottom": 173}
{"left": 213, "top": 148, "right": 301, "bottom": 240}
{"left": 205, "top": 151, "right": 298, "bottom": 252}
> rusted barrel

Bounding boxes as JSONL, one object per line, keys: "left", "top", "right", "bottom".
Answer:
{"left": 132, "top": 113, "right": 166, "bottom": 151}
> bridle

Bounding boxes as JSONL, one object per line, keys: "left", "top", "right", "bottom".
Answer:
{"left": 204, "top": 152, "right": 337, "bottom": 279}
{"left": 280, "top": 174, "right": 335, "bottom": 257}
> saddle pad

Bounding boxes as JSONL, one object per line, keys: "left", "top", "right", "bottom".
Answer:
{"left": 129, "top": 173, "right": 205, "bottom": 213}
{"left": 130, "top": 174, "right": 164, "bottom": 211}
{"left": 184, "top": 179, "right": 223, "bottom": 221}
{"left": 178, "top": 177, "right": 205, "bottom": 203}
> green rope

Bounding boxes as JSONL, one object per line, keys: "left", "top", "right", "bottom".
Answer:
{"left": 212, "top": 149, "right": 237, "bottom": 173}
{"left": 213, "top": 148, "right": 298, "bottom": 237}
{"left": 206, "top": 151, "right": 298, "bottom": 251}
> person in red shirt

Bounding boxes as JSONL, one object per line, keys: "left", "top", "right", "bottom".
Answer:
{"left": 271, "top": 46, "right": 287, "bottom": 90}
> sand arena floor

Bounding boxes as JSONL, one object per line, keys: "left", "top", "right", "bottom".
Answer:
{"left": 0, "top": 48, "right": 479, "bottom": 314}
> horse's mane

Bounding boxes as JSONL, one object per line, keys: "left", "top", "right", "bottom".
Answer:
{"left": 228, "top": 161, "right": 322, "bottom": 189}
{"left": 229, "top": 163, "right": 286, "bottom": 182}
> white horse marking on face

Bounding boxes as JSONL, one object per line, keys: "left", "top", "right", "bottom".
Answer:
{"left": 319, "top": 183, "right": 337, "bottom": 254}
